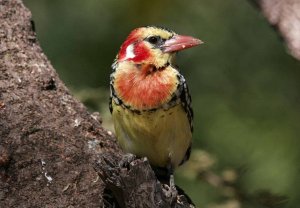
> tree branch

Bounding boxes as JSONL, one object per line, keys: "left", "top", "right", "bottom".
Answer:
{"left": 249, "top": 0, "right": 300, "bottom": 61}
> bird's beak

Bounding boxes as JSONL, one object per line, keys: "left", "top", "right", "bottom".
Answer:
{"left": 162, "top": 34, "right": 203, "bottom": 53}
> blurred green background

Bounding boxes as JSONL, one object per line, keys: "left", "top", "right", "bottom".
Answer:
{"left": 24, "top": 0, "right": 300, "bottom": 207}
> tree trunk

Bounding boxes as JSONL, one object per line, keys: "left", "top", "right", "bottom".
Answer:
{"left": 0, "top": 0, "right": 193, "bottom": 207}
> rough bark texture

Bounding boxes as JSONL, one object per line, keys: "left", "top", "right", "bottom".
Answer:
{"left": 250, "top": 0, "right": 300, "bottom": 61}
{"left": 0, "top": 0, "right": 193, "bottom": 207}
{"left": 95, "top": 153, "right": 194, "bottom": 208}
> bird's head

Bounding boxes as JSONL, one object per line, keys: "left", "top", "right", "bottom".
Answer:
{"left": 116, "top": 26, "right": 203, "bottom": 69}
{"left": 112, "top": 26, "right": 202, "bottom": 110}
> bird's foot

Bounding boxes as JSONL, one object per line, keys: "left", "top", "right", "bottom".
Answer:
{"left": 162, "top": 174, "right": 178, "bottom": 204}
{"left": 118, "top": 153, "right": 136, "bottom": 169}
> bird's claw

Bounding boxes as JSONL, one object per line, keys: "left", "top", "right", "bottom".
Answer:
{"left": 163, "top": 184, "right": 178, "bottom": 204}
{"left": 163, "top": 174, "right": 178, "bottom": 204}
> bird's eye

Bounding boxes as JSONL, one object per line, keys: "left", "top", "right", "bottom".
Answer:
{"left": 147, "top": 36, "right": 160, "bottom": 45}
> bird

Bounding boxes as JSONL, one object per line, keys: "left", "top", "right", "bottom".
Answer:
{"left": 109, "top": 26, "right": 202, "bottom": 185}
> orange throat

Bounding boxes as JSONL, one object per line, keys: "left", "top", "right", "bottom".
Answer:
{"left": 114, "top": 64, "right": 178, "bottom": 110}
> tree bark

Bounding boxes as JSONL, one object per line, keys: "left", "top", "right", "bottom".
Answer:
{"left": 0, "top": 0, "right": 193, "bottom": 207}
{"left": 249, "top": 0, "right": 300, "bottom": 61}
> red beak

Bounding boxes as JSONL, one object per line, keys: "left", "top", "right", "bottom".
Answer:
{"left": 162, "top": 34, "right": 203, "bottom": 53}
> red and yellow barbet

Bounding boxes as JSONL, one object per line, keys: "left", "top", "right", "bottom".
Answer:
{"left": 109, "top": 26, "right": 202, "bottom": 181}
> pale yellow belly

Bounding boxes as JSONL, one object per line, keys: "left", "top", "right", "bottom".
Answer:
{"left": 112, "top": 101, "right": 192, "bottom": 168}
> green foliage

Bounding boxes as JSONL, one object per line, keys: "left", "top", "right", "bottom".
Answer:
{"left": 24, "top": 0, "right": 300, "bottom": 207}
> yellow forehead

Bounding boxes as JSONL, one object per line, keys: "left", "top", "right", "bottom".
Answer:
{"left": 138, "top": 27, "right": 175, "bottom": 40}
